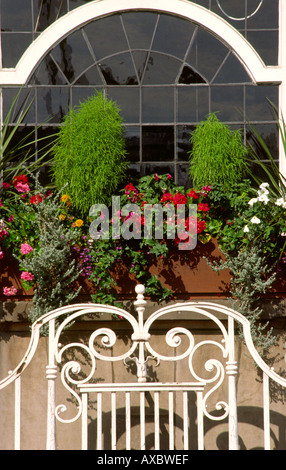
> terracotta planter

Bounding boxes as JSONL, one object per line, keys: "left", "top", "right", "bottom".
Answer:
{"left": 1, "top": 239, "right": 286, "bottom": 302}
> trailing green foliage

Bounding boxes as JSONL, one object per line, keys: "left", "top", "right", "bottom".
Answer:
{"left": 189, "top": 113, "right": 249, "bottom": 187}
{"left": 51, "top": 91, "right": 128, "bottom": 214}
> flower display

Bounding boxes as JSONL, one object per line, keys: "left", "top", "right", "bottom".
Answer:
{"left": 20, "top": 243, "right": 33, "bottom": 254}
{"left": 1, "top": 171, "right": 286, "bottom": 308}
{"left": 3, "top": 286, "right": 17, "bottom": 296}
{"left": 20, "top": 271, "right": 35, "bottom": 281}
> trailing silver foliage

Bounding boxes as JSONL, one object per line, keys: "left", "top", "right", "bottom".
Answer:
{"left": 205, "top": 244, "right": 278, "bottom": 359}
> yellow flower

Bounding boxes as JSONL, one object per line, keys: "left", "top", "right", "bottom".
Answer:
{"left": 59, "top": 214, "right": 66, "bottom": 221}
{"left": 61, "top": 194, "right": 70, "bottom": 203}
{"left": 75, "top": 219, "right": 83, "bottom": 227}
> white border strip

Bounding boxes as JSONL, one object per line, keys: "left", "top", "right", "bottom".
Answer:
{"left": 0, "top": 0, "right": 282, "bottom": 85}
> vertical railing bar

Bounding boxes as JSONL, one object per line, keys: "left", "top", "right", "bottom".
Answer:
{"left": 140, "top": 391, "right": 145, "bottom": 450}
{"left": 125, "top": 392, "right": 131, "bottom": 450}
{"left": 227, "top": 316, "right": 239, "bottom": 450}
{"left": 97, "top": 392, "right": 102, "bottom": 450}
{"left": 154, "top": 391, "right": 160, "bottom": 450}
{"left": 169, "top": 391, "right": 174, "bottom": 450}
{"left": 46, "top": 318, "right": 57, "bottom": 450}
{"left": 263, "top": 372, "right": 271, "bottom": 450}
{"left": 81, "top": 392, "right": 88, "bottom": 450}
{"left": 14, "top": 376, "right": 21, "bottom": 450}
{"left": 197, "top": 390, "right": 204, "bottom": 450}
{"left": 183, "top": 391, "right": 188, "bottom": 450}
{"left": 111, "top": 392, "right": 117, "bottom": 450}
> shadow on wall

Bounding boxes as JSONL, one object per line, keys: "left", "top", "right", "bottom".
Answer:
{"left": 86, "top": 397, "right": 286, "bottom": 450}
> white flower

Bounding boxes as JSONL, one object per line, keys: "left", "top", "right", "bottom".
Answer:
{"left": 250, "top": 216, "right": 261, "bottom": 224}
{"left": 281, "top": 232, "right": 286, "bottom": 237}
{"left": 244, "top": 225, "right": 249, "bottom": 232}
{"left": 257, "top": 193, "right": 269, "bottom": 204}
{"left": 248, "top": 198, "right": 258, "bottom": 206}
{"left": 275, "top": 197, "right": 286, "bottom": 208}
{"left": 259, "top": 182, "right": 269, "bottom": 190}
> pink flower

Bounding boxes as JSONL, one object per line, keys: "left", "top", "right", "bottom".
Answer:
{"left": 0, "top": 251, "right": 4, "bottom": 259}
{"left": 3, "top": 286, "right": 17, "bottom": 296}
{"left": 20, "top": 242, "right": 33, "bottom": 254}
{"left": 2, "top": 182, "right": 10, "bottom": 189}
{"left": 15, "top": 182, "right": 30, "bottom": 193}
{"left": 20, "top": 271, "right": 34, "bottom": 281}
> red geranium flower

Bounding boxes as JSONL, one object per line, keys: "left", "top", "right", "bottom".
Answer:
{"left": 173, "top": 192, "right": 188, "bottom": 206}
{"left": 187, "top": 189, "right": 200, "bottom": 199}
{"left": 12, "top": 174, "right": 28, "bottom": 187}
{"left": 198, "top": 203, "right": 210, "bottom": 212}
{"left": 160, "top": 192, "right": 173, "bottom": 203}
{"left": 30, "top": 194, "right": 43, "bottom": 204}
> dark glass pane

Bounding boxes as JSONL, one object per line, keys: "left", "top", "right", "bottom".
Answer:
{"left": 36, "top": 126, "right": 58, "bottom": 162}
{"left": 186, "top": 29, "right": 229, "bottom": 82}
{"left": 34, "top": 55, "right": 68, "bottom": 85}
{"left": 142, "top": 88, "right": 174, "bottom": 123}
{"left": 2, "top": 88, "right": 35, "bottom": 123}
{"left": 99, "top": 53, "right": 138, "bottom": 85}
{"left": 122, "top": 12, "right": 158, "bottom": 50}
{"left": 4, "top": 126, "right": 36, "bottom": 162}
{"left": 37, "top": 87, "right": 70, "bottom": 123}
{"left": 143, "top": 163, "right": 175, "bottom": 178}
{"left": 84, "top": 16, "right": 129, "bottom": 60}
{"left": 74, "top": 65, "right": 103, "bottom": 85}
{"left": 143, "top": 53, "right": 182, "bottom": 85}
{"left": 179, "top": 66, "right": 206, "bottom": 84}
{"left": 246, "top": 31, "right": 278, "bottom": 66}
{"left": 152, "top": 15, "right": 196, "bottom": 59}
{"left": 142, "top": 126, "right": 174, "bottom": 162}
{"left": 177, "top": 87, "right": 209, "bottom": 123}
{"left": 1, "top": 0, "right": 32, "bottom": 31}
{"left": 51, "top": 30, "right": 94, "bottom": 84}
{"left": 211, "top": 86, "right": 244, "bottom": 121}
{"left": 106, "top": 88, "right": 140, "bottom": 123}
{"left": 34, "top": 0, "right": 68, "bottom": 33}
{"left": 177, "top": 126, "right": 195, "bottom": 161}
{"left": 247, "top": 0, "right": 279, "bottom": 29}
{"left": 246, "top": 123, "right": 279, "bottom": 159}
{"left": 126, "top": 163, "right": 141, "bottom": 180}
{"left": 176, "top": 163, "right": 192, "bottom": 187}
{"left": 1, "top": 33, "right": 33, "bottom": 67}
{"left": 246, "top": 85, "right": 278, "bottom": 121}
{"left": 212, "top": 0, "right": 246, "bottom": 21}
{"left": 71, "top": 87, "right": 103, "bottom": 108}
{"left": 213, "top": 53, "right": 251, "bottom": 84}
{"left": 124, "top": 127, "right": 140, "bottom": 162}
{"left": 132, "top": 51, "right": 149, "bottom": 82}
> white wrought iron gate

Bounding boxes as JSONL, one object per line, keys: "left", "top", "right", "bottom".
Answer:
{"left": 1, "top": 284, "right": 286, "bottom": 450}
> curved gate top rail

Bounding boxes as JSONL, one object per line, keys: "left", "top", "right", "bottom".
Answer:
{"left": 1, "top": 284, "right": 285, "bottom": 450}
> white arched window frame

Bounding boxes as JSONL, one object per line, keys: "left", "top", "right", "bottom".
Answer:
{"left": 0, "top": 0, "right": 285, "bottom": 173}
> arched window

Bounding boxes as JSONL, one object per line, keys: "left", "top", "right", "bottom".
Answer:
{"left": 0, "top": 1, "right": 281, "bottom": 185}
